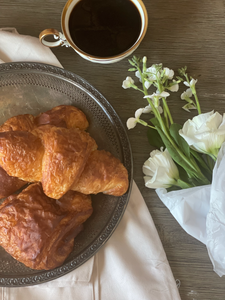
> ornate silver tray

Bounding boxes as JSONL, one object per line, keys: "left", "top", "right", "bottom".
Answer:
{"left": 0, "top": 62, "right": 133, "bottom": 286}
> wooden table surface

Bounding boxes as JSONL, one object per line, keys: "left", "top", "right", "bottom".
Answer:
{"left": 0, "top": 0, "right": 225, "bottom": 299}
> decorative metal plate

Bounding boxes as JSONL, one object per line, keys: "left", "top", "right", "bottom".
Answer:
{"left": 0, "top": 62, "right": 133, "bottom": 286}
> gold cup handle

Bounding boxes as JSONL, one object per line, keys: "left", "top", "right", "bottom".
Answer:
{"left": 39, "top": 29, "right": 70, "bottom": 48}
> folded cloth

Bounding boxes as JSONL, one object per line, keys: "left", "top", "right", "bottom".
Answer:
{"left": 156, "top": 185, "right": 211, "bottom": 244}
{"left": 0, "top": 28, "right": 181, "bottom": 300}
{"left": 0, "top": 28, "right": 62, "bottom": 67}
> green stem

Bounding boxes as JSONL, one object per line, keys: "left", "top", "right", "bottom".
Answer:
{"left": 156, "top": 78, "right": 174, "bottom": 125}
{"left": 162, "top": 97, "right": 174, "bottom": 124}
{"left": 137, "top": 66, "right": 164, "bottom": 126}
{"left": 184, "top": 74, "right": 201, "bottom": 114}
{"left": 163, "top": 103, "right": 169, "bottom": 128}
{"left": 137, "top": 119, "right": 155, "bottom": 129}
{"left": 176, "top": 178, "right": 193, "bottom": 189}
{"left": 192, "top": 91, "right": 201, "bottom": 114}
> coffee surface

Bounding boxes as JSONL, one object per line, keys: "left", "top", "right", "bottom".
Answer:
{"left": 68, "top": 0, "right": 142, "bottom": 57}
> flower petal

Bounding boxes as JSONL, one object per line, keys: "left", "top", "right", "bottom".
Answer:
{"left": 126, "top": 117, "right": 137, "bottom": 129}
{"left": 135, "top": 108, "right": 144, "bottom": 118}
{"left": 122, "top": 76, "right": 134, "bottom": 89}
{"left": 160, "top": 91, "right": 170, "bottom": 98}
{"left": 168, "top": 83, "right": 179, "bottom": 92}
{"left": 144, "top": 81, "right": 151, "bottom": 89}
{"left": 163, "top": 67, "right": 174, "bottom": 79}
{"left": 143, "top": 105, "right": 152, "bottom": 113}
{"left": 183, "top": 81, "right": 190, "bottom": 87}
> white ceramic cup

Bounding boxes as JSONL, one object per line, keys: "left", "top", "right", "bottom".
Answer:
{"left": 39, "top": 0, "right": 148, "bottom": 64}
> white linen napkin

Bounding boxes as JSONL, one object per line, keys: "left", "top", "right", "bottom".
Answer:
{"left": 0, "top": 28, "right": 181, "bottom": 300}
{"left": 206, "top": 143, "right": 225, "bottom": 277}
{"left": 156, "top": 185, "right": 211, "bottom": 244}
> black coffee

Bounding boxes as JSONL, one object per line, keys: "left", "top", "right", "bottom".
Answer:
{"left": 68, "top": 0, "right": 142, "bottom": 57}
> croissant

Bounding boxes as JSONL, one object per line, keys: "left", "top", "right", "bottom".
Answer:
{"left": 0, "top": 183, "right": 93, "bottom": 270}
{"left": 0, "top": 105, "right": 89, "bottom": 132}
{"left": 0, "top": 114, "right": 35, "bottom": 133}
{"left": 34, "top": 105, "right": 89, "bottom": 130}
{"left": 71, "top": 150, "right": 129, "bottom": 196}
{"left": 0, "top": 105, "right": 89, "bottom": 198}
{"left": 0, "top": 125, "right": 97, "bottom": 199}
{"left": 0, "top": 105, "right": 129, "bottom": 199}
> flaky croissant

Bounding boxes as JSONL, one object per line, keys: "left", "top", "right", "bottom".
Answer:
{"left": 34, "top": 105, "right": 89, "bottom": 130}
{"left": 71, "top": 150, "right": 129, "bottom": 196}
{"left": 0, "top": 125, "right": 97, "bottom": 199}
{"left": 0, "top": 105, "right": 89, "bottom": 132}
{"left": 0, "top": 105, "right": 89, "bottom": 198}
{"left": 0, "top": 183, "right": 93, "bottom": 270}
{"left": 0, "top": 105, "right": 129, "bottom": 199}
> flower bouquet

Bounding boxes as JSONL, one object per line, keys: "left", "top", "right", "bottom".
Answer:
{"left": 123, "top": 56, "right": 225, "bottom": 276}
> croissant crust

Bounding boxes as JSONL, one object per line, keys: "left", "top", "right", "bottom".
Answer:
{"left": 0, "top": 183, "right": 93, "bottom": 270}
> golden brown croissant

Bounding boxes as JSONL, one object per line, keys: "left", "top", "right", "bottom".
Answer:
{"left": 0, "top": 105, "right": 89, "bottom": 198}
{"left": 0, "top": 114, "right": 35, "bottom": 132}
{"left": 71, "top": 150, "right": 129, "bottom": 196}
{"left": 34, "top": 105, "right": 89, "bottom": 130}
{"left": 0, "top": 105, "right": 129, "bottom": 199}
{"left": 0, "top": 105, "right": 88, "bottom": 132}
{"left": 0, "top": 125, "right": 97, "bottom": 199}
{"left": 0, "top": 183, "right": 93, "bottom": 270}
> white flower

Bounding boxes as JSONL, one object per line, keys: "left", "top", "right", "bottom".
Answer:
{"left": 126, "top": 117, "right": 137, "bottom": 129}
{"left": 146, "top": 64, "right": 162, "bottom": 81}
{"left": 179, "top": 111, "right": 225, "bottom": 156}
{"left": 144, "top": 91, "right": 170, "bottom": 99}
{"left": 143, "top": 148, "right": 179, "bottom": 189}
{"left": 126, "top": 108, "right": 145, "bottom": 129}
{"left": 142, "top": 105, "right": 152, "bottom": 113}
{"left": 163, "top": 67, "right": 174, "bottom": 79}
{"left": 144, "top": 93, "right": 165, "bottom": 114}
{"left": 181, "top": 88, "right": 192, "bottom": 100}
{"left": 167, "top": 81, "right": 179, "bottom": 92}
{"left": 122, "top": 76, "right": 134, "bottom": 89}
{"left": 135, "top": 71, "right": 151, "bottom": 89}
{"left": 184, "top": 78, "right": 198, "bottom": 88}
{"left": 135, "top": 71, "right": 142, "bottom": 82}
{"left": 135, "top": 108, "right": 144, "bottom": 118}
{"left": 144, "top": 80, "right": 151, "bottom": 89}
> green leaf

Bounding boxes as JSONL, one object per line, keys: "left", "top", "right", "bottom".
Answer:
{"left": 166, "top": 185, "right": 181, "bottom": 192}
{"left": 128, "top": 68, "right": 137, "bottom": 72}
{"left": 176, "top": 179, "right": 192, "bottom": 189}
{"left": 190, "top": 150, "right": 212, "bottom": 182}
{"left": 176, "top": 163, "right": 190, "bottom": 182}
{"left": 169, "top": 123, "right": 190, "bottom": 158}
{"left": 150, "top": 117, "right": 161, "bottom": 127}
{"left": 128, "top": 59, "right": 135, "bottom": 66}
{"left": 147, "top": 127, "right": 164, "bottom": 149}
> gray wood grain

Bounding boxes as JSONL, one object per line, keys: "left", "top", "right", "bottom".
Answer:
{"left": 1, "top": 0, "right": 225, "bottom": 298}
